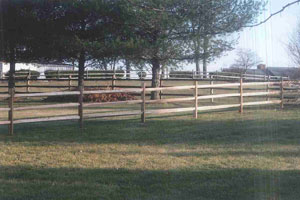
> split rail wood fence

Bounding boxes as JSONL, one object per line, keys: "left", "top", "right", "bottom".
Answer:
{"left": 0, "top": 78, "right": 289, "bottom": 135}
{"left": 0, "top": 72, "right": 289, "bottom": 95}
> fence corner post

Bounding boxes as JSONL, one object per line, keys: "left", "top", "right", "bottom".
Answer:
{"left": 78, "top": 85, "right": 84, "bottom": 130}
{"left": 194, "top": 81, "right": 198, "bottom": 119}
{"left": 280, "top": 77, "right": 284, "bottom": 109}
{"left": 239, "top": 77, "right": 243, "bottom": 113}
{"left": 141, "top": 82, "right": 146, "bottom": 123}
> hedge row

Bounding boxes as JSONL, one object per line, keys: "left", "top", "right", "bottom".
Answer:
{"left": 169, "top": 71, "right": 194, "bottom": 78}
{"left": 4, "top": 70, "right": 40, "bottom": 80}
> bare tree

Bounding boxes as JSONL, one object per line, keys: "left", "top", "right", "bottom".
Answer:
{"left": 230, "top": 48, "right": 261, "bottom": 73}
{"left": 287, "top": 22, "right": 300, "bottom": 67}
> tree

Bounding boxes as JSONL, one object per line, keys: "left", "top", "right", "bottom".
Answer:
{"left": 230, "top": 48, "right": 261, "bottom": 73}
{"left": 49, "top": 0, "right": 125, "bottom": 88}
{"left": 287, "top": 21, "right": 300, "bottom": 67}
{"left": 123, "top": 0, "right": 265, "bottom": 99}
{"left": 17, "top": 0, "right": 126, "bottom": 88}
{"left": 0, "top": 0, "right": 41, "bottom": 88}
{"left": 184, "top": 0, "right": 265, "bottom": 76}
{"left": 122, "top": 0, "right": 187, "bottom": 99}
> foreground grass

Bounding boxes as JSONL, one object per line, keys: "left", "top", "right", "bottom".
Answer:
{"left": 1, "top": 107, "right": 300, "bottom": 199}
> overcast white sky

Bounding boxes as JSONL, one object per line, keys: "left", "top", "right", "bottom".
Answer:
{"left": 191, "top": 0, "right": 300, "bottom": 72}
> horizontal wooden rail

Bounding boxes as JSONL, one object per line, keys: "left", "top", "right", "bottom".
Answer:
{"left": 146, "top": 97, "right": 194, "bottom": 104}
{"left": 243, "top": 82, "right": 277, "bottom": 86}
{"left": 83, "top": 89, "right": 142, "bottom": 95}
{"left": 0, "top": 120, "right": 10, "bottom": 125}
{"left": 198, "top": 104, "right": 240, "bottom": 111}
{"left": 0, "top": 94, "right": 9, "bottom": 98}
{"left": 13, "top": 115, "right": 80, "bottom": 124}
{"left": 243, "top": 91, "right": 280, "bottom": 97}
{"left": 243, "top": 100, "right": 281, "bottom": 106}
{"left": 14, "top": 85, "right": 77, "bottom": 88}
{"left": 84, "top": 110, "right": 142, "bottom": 119}
{"left": 146, "top": 107, "right": 195, "bottom": 115}
{"left": 146, "top": 85, "right": 195, "bottom": 92}
{"left": 0, "top": 107, "right": 10, "bottom": 111}
{"left": 84, "top": 100, "right": 143, "bottom": 107}
{"left": 15, "top": 91, "right": 80, "bottom": 97}
{"left": 14, "top": 103, "right": 80, "bottom": 111}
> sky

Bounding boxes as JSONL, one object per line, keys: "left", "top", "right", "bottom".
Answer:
{"left": 192, "top": 0, "right": 300, "bottom": 72}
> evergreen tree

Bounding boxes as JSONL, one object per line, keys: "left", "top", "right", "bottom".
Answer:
{"left": 183, "top": 0, "right": 265, "bottom": 76}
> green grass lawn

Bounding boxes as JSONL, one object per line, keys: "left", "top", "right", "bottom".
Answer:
{"left": 1, "top": 106, "right": 300, "bottom": 199}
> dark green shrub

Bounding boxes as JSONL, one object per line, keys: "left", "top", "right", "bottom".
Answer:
{"left": 5, "top": 69, "right": 40, "bottom": 80}
{"left": 169, "top": 71, "right": 193, "bottom": 79}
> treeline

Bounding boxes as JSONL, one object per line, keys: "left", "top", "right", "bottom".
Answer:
{"left": 0, "top": 0, "right": 265, "bottom": 99}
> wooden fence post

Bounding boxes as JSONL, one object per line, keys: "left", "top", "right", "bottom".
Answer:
{"left": 86, "top": 69, "right": 89, "bottom": 79}
{"left": 8, "top": 87, "right": 14, "bottom": 135}
{"left": 280, "top": 77, "right": 284, "bottom": 109}
{"left": 112, "top": 74, "right": 116, "bottom": 90}
{"left": 210, "top": 75, "right": 214, "bottom": 103}
{"left": 26, "top": 74, "right": 30, "bottom": 93}
{"left": 78, "top": 85, "right": 84, "bottom": 129}
{"left": 194, "top": 81, "right": 198, "bottom": 119}
{"left": 68, "top": 75, "right": 72, "bottom": 91}
{"left": 159, "top": 79, "right": 162, "bottom": 100}
{"left": 267, "top": 75, "right": 270, "bottom": 101}
{"left": 141, "top": 82, "right": 146, "bottom": 123}
{"left": 239, "top": 77, "right": 243, "bottom": 113}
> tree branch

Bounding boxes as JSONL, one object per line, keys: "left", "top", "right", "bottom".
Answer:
{"left": 245, "top": 0, "right": 300, "bottom": 28}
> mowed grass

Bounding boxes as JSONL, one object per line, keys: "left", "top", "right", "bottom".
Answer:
{"left": 1, "top": 106, "right": 300, "bottom": 199}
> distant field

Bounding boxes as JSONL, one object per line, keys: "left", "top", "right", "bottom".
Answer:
{"left": 1, "top": 107, "right": 300, "bottom": 199}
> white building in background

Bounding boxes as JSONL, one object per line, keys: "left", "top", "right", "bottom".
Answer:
{"left": 0, "top": 62, "right": 74, "bottom": 78}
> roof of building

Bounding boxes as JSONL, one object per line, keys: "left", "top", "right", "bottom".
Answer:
{"left": 267, "top": 67, "right": 299, "bottom": 78}
{"left": 245, "top": 69, "right": 266, "bottom": 76}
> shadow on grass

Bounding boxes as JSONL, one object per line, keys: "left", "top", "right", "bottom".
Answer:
{"left": 1, "top": 166, "right": 300, "bottom": 200}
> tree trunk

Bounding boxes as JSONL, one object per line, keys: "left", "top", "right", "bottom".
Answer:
{"left": 103, "top": 60, "right": 108, "bottom": 71}
{"left": 125, "top": 60, "right": 131, "bottom": 79}
{"left": 195, "top": 56, "right": 200, "bottom": 77}
{"left": 203, "top": 37, "right": 209, "bottom": 78}
{"left": 194, "top": 36, "right": 201, "bottom": 76}
{"left": 203, "top": 57, "right": 207, "bottom": 78}
{"left": 9, "top": 47, "right": 16, "bottom": 89}
{"left": 151, "top": 58, "right": 160, "bottom": 100}
{"left": 161, "top": 65, "right": 165, "bottom": 79}
{"left": 78, "top": 50, "right": 85, "bottom": 88}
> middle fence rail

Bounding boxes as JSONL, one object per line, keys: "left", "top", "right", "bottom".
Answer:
{"left": 0, "top": 78, "right": 289, "bottom": 135}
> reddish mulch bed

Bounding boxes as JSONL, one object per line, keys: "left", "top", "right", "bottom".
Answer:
{"left": 44, "top": 88, "right": 136, "bottom": 103}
